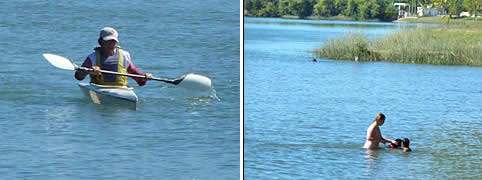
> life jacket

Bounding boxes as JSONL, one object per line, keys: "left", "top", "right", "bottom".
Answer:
{"left": 90, "top": 47, "right": 127, "bottom": 86}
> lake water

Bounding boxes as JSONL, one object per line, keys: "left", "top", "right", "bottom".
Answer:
{"left": 0, "top": 0, "right": 239, "bottom": 179}
{"left": 244, "top": 17, "right": 481, "bottom": 179}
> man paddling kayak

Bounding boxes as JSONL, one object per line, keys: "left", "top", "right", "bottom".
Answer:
{"left": 75, "top": 27, "right": 152, "bottom": 86}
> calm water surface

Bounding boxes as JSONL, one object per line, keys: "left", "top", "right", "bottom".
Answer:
{"left": 244, "top": 17, "right": 481, "bottom": 179}
{"left": 0, "top": 1, "right": 239, "bottom": 179}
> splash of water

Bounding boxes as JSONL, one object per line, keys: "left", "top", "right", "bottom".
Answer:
{"left": 208, "top": 85, "right": 220, "bottom": 101}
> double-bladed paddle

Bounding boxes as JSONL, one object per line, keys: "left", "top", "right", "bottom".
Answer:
{"left": 42, "top": 53, "right": 212, "bottom": 92}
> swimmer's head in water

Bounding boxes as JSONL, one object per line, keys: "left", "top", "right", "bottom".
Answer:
{"left": 402, "top": 138, "right": 410, "bottom": 147}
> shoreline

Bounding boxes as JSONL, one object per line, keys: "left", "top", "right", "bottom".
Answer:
{"left": 244, "top": 15, "right": 394, "bottom": 23}
{"left": 245, "top": 15, "right": 481, "bottom": 26}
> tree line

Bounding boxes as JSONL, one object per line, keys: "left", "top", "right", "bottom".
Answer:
{"left": 244, "top": 0, "right": 481, "bottom": 21}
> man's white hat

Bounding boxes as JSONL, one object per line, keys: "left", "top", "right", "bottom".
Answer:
{"left": 99, "top": 27, "right": 119, "bottom": 42}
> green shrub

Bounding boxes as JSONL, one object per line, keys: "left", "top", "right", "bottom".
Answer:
{"left": 315, "top": 27, "right": 482, "bottom": 66}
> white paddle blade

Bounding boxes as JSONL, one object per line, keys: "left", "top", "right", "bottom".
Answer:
{"left": 43, "top": 53, "right": 76, "bottom": 70}
{"left": 178, "top": 73, "right": 212, "bottom": 92}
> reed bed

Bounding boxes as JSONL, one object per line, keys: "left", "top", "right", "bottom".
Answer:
{"left": 316, "top": 27, "right": 482, "bottom": 66}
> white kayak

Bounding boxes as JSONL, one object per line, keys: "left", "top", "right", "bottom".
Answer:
{"left": 43, "top": 53, "right": 214, "bottom": 107}
{"left": 78, "top": 83, "right": 138, "bottom": 109}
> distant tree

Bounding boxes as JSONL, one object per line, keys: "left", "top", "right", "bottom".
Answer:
{"left": 244, "top": 0, "right": 252, "bottom": 11}
{"left": 279, "top": 0, "right": 293, "bottom": 15}
{"left": 369, "top": 0, "right": 381, "bottom": 18}
{"left": 358, "top": 0, "right": 370, "bottom": 19}
{"left": 345, "top": 0, "right": 358, "bottom": 17}
{"left": 463, "top": 0, "right": 481, "bottom": 17}
{"left": 432, "top": 0, "right": 465, "bottom": 23}
{"left": 314, "top": 3, "right": 322, "bottom": 16}
{"left": 253, "top": 0, "right": 264, "bottom": 10}
{"left": 248, "top": 0, "right": 264, "bottom": 15}
{"left": 291, "top": 0, "right": 314, "bottom": 18}
{"left": 334, "top": 0, "right": 347, "bottom": 15}
{"left": 381, "top": 0, "right": 398, "bottom": 20}
{"left": 261, "top": 2, "right": 280, "bottom": 17}
{"left": 314, "top": 0, "right": 337, "bottom": 16}
{"left": 452, "top": 0, "right": 466, "bottom": 15}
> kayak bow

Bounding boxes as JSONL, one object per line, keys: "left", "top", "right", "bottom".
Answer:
{"left": 78, "top": 83, "right": 138, "bottom": 109}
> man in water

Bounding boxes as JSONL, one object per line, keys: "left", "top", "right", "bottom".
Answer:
{"left": 363, "top": 113, "right": 397, "bottom": 149}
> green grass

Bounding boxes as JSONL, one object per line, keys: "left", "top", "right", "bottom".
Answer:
{"left": 315, "top": 24, "right": 482, "bottom": 66}
{"left": 396, "top": 16, "right": 482, "bottom": 26}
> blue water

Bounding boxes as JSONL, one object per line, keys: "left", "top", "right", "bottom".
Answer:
{"left": 244, "top": 17, "right": 481, "bottom": 179}
{"left": 0, "top": 1, "right": 239, "bottom": 179}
